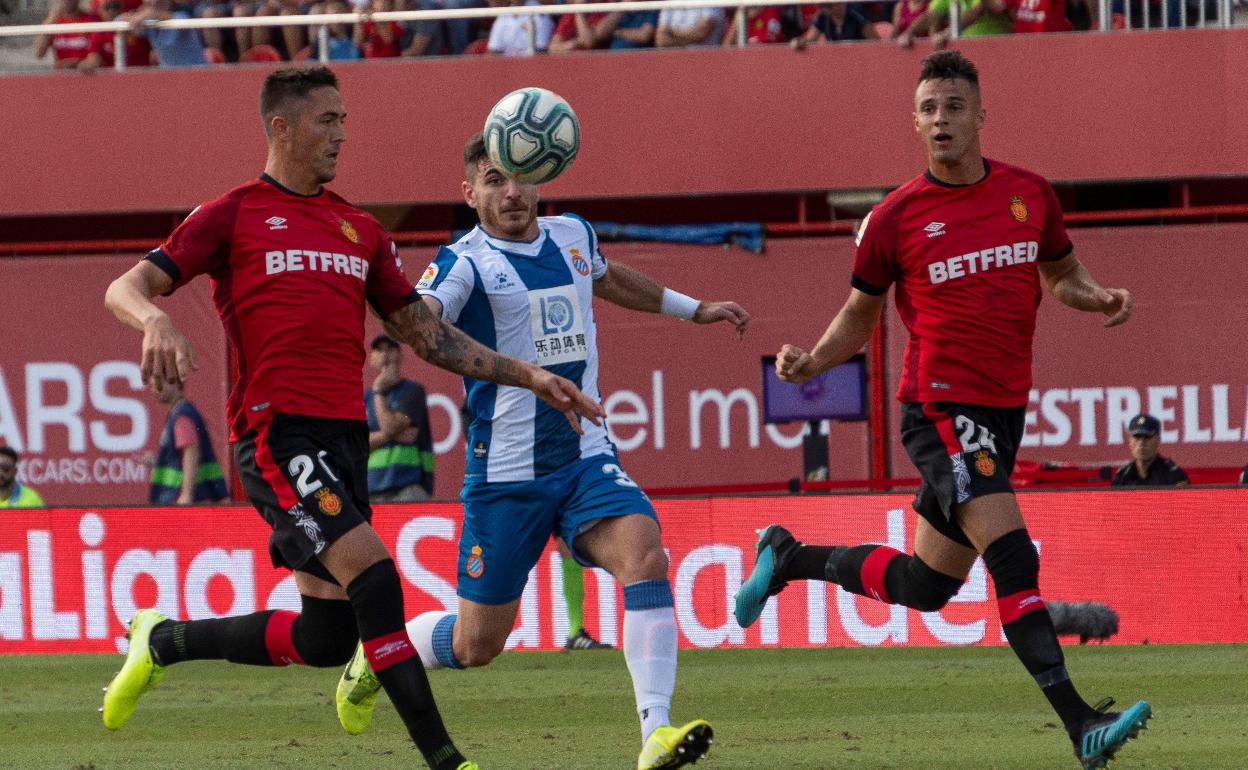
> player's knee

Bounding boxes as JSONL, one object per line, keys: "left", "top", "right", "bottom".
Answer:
{"left": 614, "top": 545, "right": 668, "bottom": 584}
{"left": 902, "top": 556, "right": 963, "bottom": 612}
{"left": 982, "top": 528, "right": 1040, "bottom": 594}
{"left": 455, "top": 632, "right": 506, "bottom": 668}
{"left": 291, "top": 598, "right": 358, "bottom": 667}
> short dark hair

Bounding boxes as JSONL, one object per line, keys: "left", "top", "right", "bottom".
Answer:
{"left": 463, "top": 132, "right": 489, "bottom": 182}
{"left": 260, "top": 67, "right": 339, "bottom": 138}
{"left": 371, "top": 334, "right": 400, "bottom": 351}
{"left": 918, "top": 50, "right": 979, "bottom": 90}
{"left": 0, "top": 446, "right": 17, "bottom": 464}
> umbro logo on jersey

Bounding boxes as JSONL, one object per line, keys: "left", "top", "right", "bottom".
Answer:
{"left": 924, "top": 221, "right": 946, "bottom": 238}
{"left": 266, "top": 216, "right": 288, "bottom": 230}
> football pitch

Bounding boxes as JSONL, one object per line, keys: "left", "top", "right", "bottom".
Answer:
{"left": 2, "top": 644, "right": 1244, "bottom": 769}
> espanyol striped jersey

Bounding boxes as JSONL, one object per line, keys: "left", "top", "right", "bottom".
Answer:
{"left": 416, "top": 214, "right": 614, "bottom": 482}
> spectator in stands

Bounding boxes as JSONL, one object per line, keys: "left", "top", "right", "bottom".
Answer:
{"left": 191, "top": 0, "right": 231, "bottom": 58}
{"left": 354, "top": 0, "right": 403, "bottom": 56}
{"left": 548, "top": 0, "right": 617, "bottom": 53}
{"left": 486, "top": 0, "right": 553, "bottom": 55}
{"left": 1110, "top": 413, "right": 1189, "bottom": 487}
{"left": 721, "top": 5, "right": 785, "bottom": 45}
{"left": 791, "top": 2, "right": 878, "bottom": 47}
{"left": 33, "top": 0, "right": 99, "bottom": 70}
{"left": 311, "top": 0, "right": 362, "bottom": 59}
{"left": 1007, "top": 0, "right": 1074, "bottom": 32}
{"left": 0, "top": 447, "right": 44, "bottom": 509}
{"left": 924, "top": 0, "right": 1013, "bottom": 48}
{"left": 365, "top": 335, "right": 435, "bottom": 502}
{"left": 124, "top": 0, "right": 209, "bottom": 66}
{"left": 252, "top": 0, "right": 312, "bottom": 60}
{"left": 608, "top": 1, "right": 657, "bottom": 48}
{"left": 655, "top": 2, "right": 724, "bottom": 47}
{"left": 80, "top": 0, "right": 153, "bottom": 71}
{"left": 892, "top": 0, "right": 931, "bottom": 46}
{"left": 149, "top": 380, "right": 228, "bottom": 504}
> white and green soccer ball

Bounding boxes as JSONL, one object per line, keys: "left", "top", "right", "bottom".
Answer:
{"left": 483, "top": 87, "right": 580, "bottom": 185}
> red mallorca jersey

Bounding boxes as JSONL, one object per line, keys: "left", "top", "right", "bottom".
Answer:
{"left": 852, "top": 159, "right": 1072, "bottom": 407}
{"left": 147, "top": 175, "right": 416, "bottom": 440}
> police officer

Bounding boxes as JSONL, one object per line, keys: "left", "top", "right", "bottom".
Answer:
{"left": 1111, "top": 414, "right": 1189, "bottom": 487}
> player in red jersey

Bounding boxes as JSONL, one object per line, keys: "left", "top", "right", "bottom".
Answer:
{"left": 101, "top": 67, "right": 602, "bottom": 770}
{"left": 735, "top": 51, "right": 1151, "bottom": 770}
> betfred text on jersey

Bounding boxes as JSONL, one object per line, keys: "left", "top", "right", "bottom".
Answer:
{"left": 927, "top": 240, "right": 1038, "bottom": 285}
{"left": 264, "top": 249, "right": 371, "bottom": 280}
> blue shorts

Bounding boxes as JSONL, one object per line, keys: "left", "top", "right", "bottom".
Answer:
{"left": 457, "top": 455, "right": 657, "bottom": 605}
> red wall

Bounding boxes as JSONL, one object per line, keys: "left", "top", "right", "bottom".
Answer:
{"left": 2, "top": 30, "right": 1246, "bottom": 216}
{"left": 5, "top": 221, "right": 1245, "bottom": 504}
{"left": 2, "top": 488, "right": 1244, "bottom": 654}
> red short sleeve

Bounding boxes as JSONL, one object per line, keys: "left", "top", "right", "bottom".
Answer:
{"left": 173, "top": 415, "right": 197, "bottom": 450}
{"left": 554, "top": 13, "right": 577, "bottom": 41}
{"left": 148, "top": 191, "right": 241, "bottom": 292}
{"left": 365, "top": 226, "right": 417, "bottom": 318}
{"left": 851, "top": 205, "right": 900, "bottom": 295}
{"left": 1037, "top": 176, "right": 1072, "bottom": 261}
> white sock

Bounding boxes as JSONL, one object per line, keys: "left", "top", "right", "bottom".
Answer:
{"left": 406, "top": 610, "right": 454, "bottom": 670}
{"left": 623, "top": 580, "right": 677, "bottom": 743}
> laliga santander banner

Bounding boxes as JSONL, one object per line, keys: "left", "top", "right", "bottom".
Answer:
{"left": 2, "top": 488, "right": 1245, "bottom": 655}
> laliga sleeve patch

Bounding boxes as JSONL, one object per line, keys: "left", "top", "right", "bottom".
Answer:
{"left": 416, "top": 262, "right": 439, "bottom": 289}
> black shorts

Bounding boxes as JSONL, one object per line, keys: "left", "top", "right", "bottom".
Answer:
{"left": 900, "top": 401, "right": 1025, "bottom": 548}
{"left": 235, "top": 412, "right": 373, "bottom": 584}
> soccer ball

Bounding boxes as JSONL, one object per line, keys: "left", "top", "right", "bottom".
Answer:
{"left": 483, "top": 87, "right": 580, "bottom": 185}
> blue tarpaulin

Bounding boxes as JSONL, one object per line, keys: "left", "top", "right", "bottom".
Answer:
{"left": 591, "top": 222, "right": 765, "bottom": 254}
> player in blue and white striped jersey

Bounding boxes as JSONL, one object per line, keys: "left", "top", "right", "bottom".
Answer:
{"left": 334, "top": 133, "right": 749, "bottom": 770}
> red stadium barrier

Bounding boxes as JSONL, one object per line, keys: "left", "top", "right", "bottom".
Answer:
{"left": 3, "top": 488, "right": 1244, "bottom": 655}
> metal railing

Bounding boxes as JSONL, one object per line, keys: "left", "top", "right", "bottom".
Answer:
{"left": 0, "top": 0, "right": 1239, "bottom": 72}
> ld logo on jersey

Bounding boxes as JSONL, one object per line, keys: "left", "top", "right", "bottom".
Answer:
{"left": 1008, "top": 196, "right": 1029, "bottom": 223}
{"left": 416, "top": 263, "right": 439, "bottom": 289}
{"left": 529, "top": 287, "right": 588, "bottom": 366}
{"left": 570, "top": 248, "right": 590, "bottom": 276}
{"left": 340, "top": 218, "right": 360, "bottom": 243}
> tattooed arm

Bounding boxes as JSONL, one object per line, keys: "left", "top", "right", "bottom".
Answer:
{"left": 383, "top": 299, "right": 604, "bottom": 430}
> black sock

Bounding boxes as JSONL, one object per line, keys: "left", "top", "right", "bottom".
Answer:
{"left": 984, "top": 529, "right": 1096, "bottom": 739}
{"left": 347, "top": 559, "right": 466, "bottom": 770}
{"left": 149, "top": 611, "right": 277, "bottom": 666}
{"left": 786, "top": 545, "right": 841, "bottom": 582}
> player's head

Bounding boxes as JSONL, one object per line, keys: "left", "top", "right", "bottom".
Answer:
{"left": 461, "top": 132, "right": 540, "bottom": 241}
{"left": 0, "top": 446, "right": 17, "bottom": 488}
{"left": 153, "top": 378, "right": 183, "bottom": 405}
{"left": 260, "top": 67, "right": 345, "bottom": 184}
{"left": 913, "top": 51, "right": 984, "bottom": 166}
{"left": 369, "top": 334, "right": 402, "bottom": 370}
{"left": 1127, "top": 413, "right": 1161, "bottom": 464}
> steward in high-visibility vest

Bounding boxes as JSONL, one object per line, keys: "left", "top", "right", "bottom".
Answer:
{"left": 150, "top": 391, "right": 228, "bottom": 504}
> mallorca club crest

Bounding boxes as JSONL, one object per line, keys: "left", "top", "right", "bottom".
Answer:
{"left": 1008, "top": 195, "right": 1029, "bottom": 223}
{"left": 340, "top": 218, "right": 360, "bottom": 243}
{"left": 973, "top": 450, "right": 997, "bottom": 478}
{"left": 315, "top": 488, "right": 342, "bottom": 515}
{"left": 466, "top": 545, "right": 485, "bottom": 578}
{"left": 569, "top": 247, "right": 590, "bottom": 276}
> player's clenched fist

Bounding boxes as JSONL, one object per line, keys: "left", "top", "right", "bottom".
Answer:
{"left": 775, "top": 344, "right": 816, "bottom": 384}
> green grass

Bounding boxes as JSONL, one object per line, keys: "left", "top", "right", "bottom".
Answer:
{"left": 1, "top": 644, "right": 1244, "bottom": 769}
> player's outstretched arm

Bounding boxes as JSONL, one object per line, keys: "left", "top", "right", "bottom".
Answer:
{"left": 593, "top": 261, "right": 750, "bottom": 337}
{"left": 383, "top": 300, "right": 604, "bottom": 433}
{"left": 105, "top": 261, "right": 198, "bottom": 391}
{"left": 776, "top": 289, "right": 884, "bottom": 384}
{"left": 1038, "top": 253, "right": 1133, "bottom": 327}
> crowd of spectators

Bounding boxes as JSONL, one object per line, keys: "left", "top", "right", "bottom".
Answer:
{"left": 25, "top": 0, "right": 1230, "bottom": 69}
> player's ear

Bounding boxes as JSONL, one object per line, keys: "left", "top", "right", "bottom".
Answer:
{"left": 270, "top": 114, "right": 289, "bottom": 143}
{"left": 461, "top": 179, "right": 476, "bottom": 209}
{"left": 976, "top": 106, "right": 985, "bottom": 131}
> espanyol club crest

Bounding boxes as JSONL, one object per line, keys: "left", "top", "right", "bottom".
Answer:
{"left": 570, "top": 247, "right": 590, "bottom": 276}
{"left": 466, "top": 545, "right": 485, "bottom": 578}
